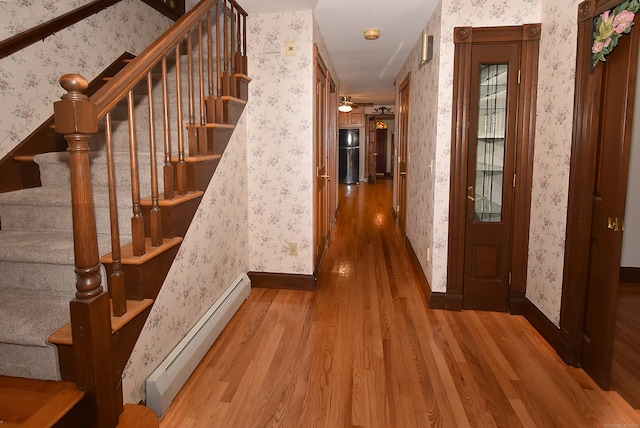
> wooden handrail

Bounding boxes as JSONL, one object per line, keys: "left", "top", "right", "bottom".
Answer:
{"left": 0, "top": 0, "right": 187, "bottom": 61}
{"left": 0, "top": 0, "right": 121, "bottom": 60}
{"left": 90, "top": 0, "right": 216, "bottom": 118}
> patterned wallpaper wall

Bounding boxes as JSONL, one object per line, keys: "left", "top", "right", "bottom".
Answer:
{"left": 396, "top": 0, "right": 583, "bottom": 325}
{"left": 0, "top": 0, "right": 173, "bottom": 160}
{"left": 526, "top": 0, "right": 581, "bottom": 325}
{"left": 246, "top": 11, "right": 316, "bottom": 275}
{"left": 123, "top": 112, "right": 250, "bottom": 403}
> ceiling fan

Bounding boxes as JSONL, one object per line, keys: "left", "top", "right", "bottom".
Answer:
{"left": 338, "top": 96, "right": 371, "bottom": 112}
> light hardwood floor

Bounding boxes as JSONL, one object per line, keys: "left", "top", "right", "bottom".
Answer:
{"left": 159, "top": 180, "right": 640, "bottom": 427}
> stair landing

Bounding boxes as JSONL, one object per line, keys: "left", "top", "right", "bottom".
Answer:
{"left": 0, "top": 375, "right": 83, "bottom": 427}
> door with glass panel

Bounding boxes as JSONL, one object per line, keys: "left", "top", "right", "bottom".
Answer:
{"left": 463, "top": 42, "right": 520, "bottom": 311}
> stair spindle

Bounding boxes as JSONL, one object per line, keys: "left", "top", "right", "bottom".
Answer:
{"left": 162, "top": 57, "right": 175, "bottom": 200}
{"left": 241, "top": 7, "right": 247, "bottom": 74}
{"left": 104, "top": 111, "right": 127, "bottom": 316}
{"left": 147, "top": 71, "right": 163, "bottom": 247}
{"left": 234, "top": 2, "right": 242, "bottom": 75}
{"left": 127, "top": 90, "right": 146, "bottom": 257}
{"left": 206, "top": 11, "right": 215, "bottom": 150}
{"left": 228, "top": 2, "right": 237, "bottom": 97}
{"left": 197, "top": 19, "right": 207, "bottom": 156}
{"left": 222, "top": 0, "right": 231, "bottom": 98}
{"left": 187, "top": 30, "right": 197, "bottom": 157}
{"left": 215, "top": 0, "right": 223, "bottom": 123}
{"left": 175, "top": 43, "right": 187, "bottom": 195}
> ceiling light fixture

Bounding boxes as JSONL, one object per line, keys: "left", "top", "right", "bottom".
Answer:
{"left": 338, "top": 96, "right": 353, "bottom": 113}
{"left": 364, "top": 28, "right": 380, "bottom": 40}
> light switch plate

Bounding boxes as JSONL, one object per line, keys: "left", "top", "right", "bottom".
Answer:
{"left": 286, "top": 41, "right": 297, "bottom": 56}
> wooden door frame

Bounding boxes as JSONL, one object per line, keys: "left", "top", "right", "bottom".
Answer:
{"left": 328, "top": 77, "right": 338, "bottom": 228}
{"left": 396, "top": 74, "right": 410, "bottom": 235}
{"left": 313, "top": 45, "right": 330, "bottom": 271}
{"left": 444, "top": 24, "right": 541, "bottom": 311}
{"left": 561, "top": 0, "right": 639, "bottom": 369}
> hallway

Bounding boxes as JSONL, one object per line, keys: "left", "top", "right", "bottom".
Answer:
{"left": 159, "top": 180, "right": 640, "bottom": 427}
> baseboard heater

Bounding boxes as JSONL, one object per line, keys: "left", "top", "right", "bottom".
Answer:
{"left": 146, "top": 273, "right": 251, "bottom": 417}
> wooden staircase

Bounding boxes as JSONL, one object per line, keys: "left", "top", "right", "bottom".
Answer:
{"left": 0, "top": 0, "right": 250, "bottom": 426}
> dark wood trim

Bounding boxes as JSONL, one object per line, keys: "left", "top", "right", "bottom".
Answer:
{"left": 404, "top": 236, "right": 463, "bottom": 310}
{"left": 447, "top": 24, "right": 541, "bottom": 312}
{"left": 511, "top": 24, "right": 541, "bottom": 297}
{"left": 404, "top": 236, "right": 431, "bottom": 301}
{"left": 429, "top": 292, "right": 463, "bottom": 311}
{"left": 521, "top": 298, "right": 572, "bottom": 363}
{"left": 620, "top": 267, "right": 640, "bottom": 283}
{"left": 0, "top": 52, "right": 135, "bottom": 193}
{"left": 560, "top": 0, "right": 633, "bottom": 367}
{"left": 0, "top": 0, "right": 121, "bottom": 60}
{"left": 248, "top": 272, "right": 317, "bottom": 291}
{"left": 447, "top": 26, "right": 473, "bottom": 299}
{"left": 140, "top": 0, "right": 185, "bottom": 21}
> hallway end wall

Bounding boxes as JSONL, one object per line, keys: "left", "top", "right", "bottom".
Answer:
{"left": 246, "top": 11, "right": 316, "bottom": 275}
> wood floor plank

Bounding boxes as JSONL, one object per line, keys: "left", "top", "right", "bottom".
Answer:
{"left": 159, "top": 181, "right": 640, "bottom": 427}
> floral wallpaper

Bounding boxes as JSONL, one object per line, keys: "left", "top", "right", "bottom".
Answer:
{"left": 526, "top": 0, "right": 581, "bottom": 326}
{"left": 395, "top": 0, "right": 585, "bottom": 326}
{"left": 246, "top": 11, "right": 316, "bottom": 275}
{"left": 123, "top": 112, "right": 250, "bottom": 403}
{"left": 396, "top": 0, "right": 541, "bottom": 294}
{"left": 394, "top": 4, "right": 442, "bottom": 291}
{"left": 0, "top": 0, "right": 173, "bottom": 160}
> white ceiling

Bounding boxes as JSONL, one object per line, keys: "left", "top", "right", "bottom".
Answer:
{"left": 239, "top": 0, "right": 439, "bottom": 105}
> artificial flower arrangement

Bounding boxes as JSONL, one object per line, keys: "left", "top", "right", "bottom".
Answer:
{"left": 592, "top": 0, "right": 640, "bottom": 67}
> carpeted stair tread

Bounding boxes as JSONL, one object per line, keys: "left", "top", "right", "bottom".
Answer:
{"left": 0, "top": 230, "right": 113, "bottom": 265}
{"left": 0, "top": 289, "right": 71, "bottom": 347}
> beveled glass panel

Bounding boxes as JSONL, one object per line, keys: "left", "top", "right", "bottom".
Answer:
{"left": 474, "top": 63, "right": 507, "bottom": 222}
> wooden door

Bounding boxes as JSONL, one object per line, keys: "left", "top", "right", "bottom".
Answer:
{"left": 462, "top": 43, "right": 520, "bottom": 312}
{"left": 368, "top": 117, "right": 377, "bottom": 183}
{"left": 397, "top": 76, "right": 410, "bottom": 235}
{"left": 376, "top": 128, "right": 387, "bottom": 174}
{"left": 580, "top": 19, "right": 638, "bottom": 388}
{"left": 314, "top": 47, "right": 330, "bottom": 268}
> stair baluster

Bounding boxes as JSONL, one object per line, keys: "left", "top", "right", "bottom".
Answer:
{"left": 197, "top": 20, "right": 208, "bottom": 155}
{"left": 127, "top": 90, "right": 146, "bottom": 257}
{"left": 215, "top": 0, "right": 223, "bottom": 124}
{"left": 175, "top": 42, "right": 188, "bottom": 195}
{"left": 105, "top": 111, "right": 127, "bottom": 316}
{"left": 146, "top": 71, "right": 163, "bottom": 247}
{"left": 161, "top": 56, "right": 175, "bottom": 200}
{"left": 186, "top": 30, "right": 197, "bottom": 157}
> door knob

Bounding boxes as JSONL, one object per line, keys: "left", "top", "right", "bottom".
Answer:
{"left": 467, "top": 185, "right": 483, "bottom": 202}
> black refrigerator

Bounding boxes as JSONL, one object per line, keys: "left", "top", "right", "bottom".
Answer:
{"left": 339, "top": 129, "right": 359, "bottom": 184}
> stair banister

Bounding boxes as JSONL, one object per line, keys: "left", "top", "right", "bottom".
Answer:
{"left": 90, "top": 0, "right": 217, "bottom": 119}
{"left": 54, "top": 74, "right": 121, "bottom": 428}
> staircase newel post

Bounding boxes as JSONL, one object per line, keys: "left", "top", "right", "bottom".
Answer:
{"left": 54, "top": 74, "right": 121, "bottom": 428}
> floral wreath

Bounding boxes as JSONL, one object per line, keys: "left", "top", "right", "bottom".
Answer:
{"left": 592, "top": 0, "right": 640, "bottom": 68}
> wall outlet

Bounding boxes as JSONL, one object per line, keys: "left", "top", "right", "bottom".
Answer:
{"left": 288, "top": 242, "right": 298, "bottom": 256}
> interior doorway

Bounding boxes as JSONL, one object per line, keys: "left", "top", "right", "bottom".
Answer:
{"left": 447, "top": 25, "right": 541, "bottom": 311}
{"left": 396, "top": 75, "right": 410, "bottom": 236}
{"left": 562, "top": 2, "right": 640, "bottom": 407}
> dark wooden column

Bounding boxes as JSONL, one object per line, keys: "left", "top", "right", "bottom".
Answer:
{"left": 54, "top": 74, "right": 121, "bottom": 428}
